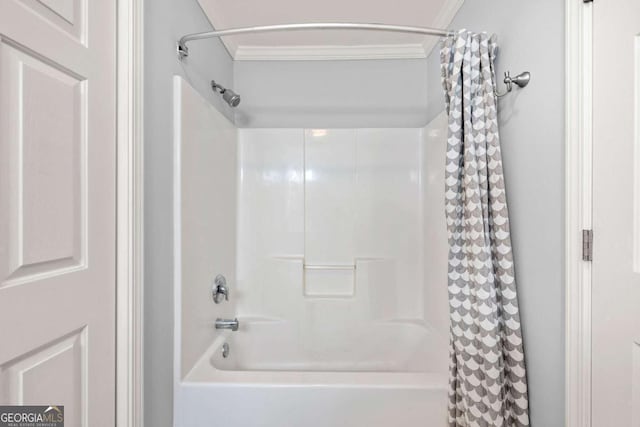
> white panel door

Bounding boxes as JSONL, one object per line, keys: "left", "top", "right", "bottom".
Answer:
{"left": 0, "top": 0, "right": 116, "bottom": 426}
{"left": 592, "top": 1, "right": 640, "bottom": 426}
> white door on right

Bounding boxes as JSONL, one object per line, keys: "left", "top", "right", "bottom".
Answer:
{"left": 592, "top": 1, "right": 640, "bottom": 426}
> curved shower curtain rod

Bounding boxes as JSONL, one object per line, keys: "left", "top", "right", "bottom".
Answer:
{"left": 177, "top": 22, "right": 531, "bottom": 98}
{"left": 177, "top": 22, "right": 457, "bottom": 59}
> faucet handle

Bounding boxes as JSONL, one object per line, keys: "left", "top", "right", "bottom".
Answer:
{"left": 212, "top": 274, "right": 229, "bottom": 304}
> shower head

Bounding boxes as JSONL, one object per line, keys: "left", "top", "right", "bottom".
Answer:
{"left": 222, "top": 88, "right": 241, "bottom": 108}
{"left": 211, "top": 80, "right": 241, "bottom": 107}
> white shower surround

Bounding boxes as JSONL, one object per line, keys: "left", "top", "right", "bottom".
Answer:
{"left": 173, "top": 76, "right": 451, "bottom": 426}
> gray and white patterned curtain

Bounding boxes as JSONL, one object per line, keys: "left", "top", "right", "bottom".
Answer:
{"left": 440, "top": 31, "right": 530, "bottom": 427}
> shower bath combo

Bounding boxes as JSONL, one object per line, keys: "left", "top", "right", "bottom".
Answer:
{"left": 174, "top": 22, "right": 530, "bottom": 427}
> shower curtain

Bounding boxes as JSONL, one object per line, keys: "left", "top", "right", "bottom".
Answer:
{"left": 440, "top": 31, "right": 530, "bottom": 427}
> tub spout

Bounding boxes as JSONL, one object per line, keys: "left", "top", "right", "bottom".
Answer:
{"left": 215, "top": 318, "right": 239, "bottom": 331}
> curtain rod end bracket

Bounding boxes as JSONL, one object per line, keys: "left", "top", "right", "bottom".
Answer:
{"left": 177, "top": 42, "right": 189, "bottom": 60}
{"left": 496, "top": 70, "right": 531, "bottom": 98}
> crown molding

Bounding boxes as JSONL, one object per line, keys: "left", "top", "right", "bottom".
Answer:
{"left": 196, "top": 0, "right": 239, "bottom": 58}
{"left": 422, "top": 0, "right": 465, "bottom": 55}
{"left": 232, "top": 0, "right": 464, "bottom": 62}
{"left": 221, "top": 35, "right": 239, "bottom": 58}
{"left": 199, "top": 0, "right": 464, "bottom": 61}
{"left": 234, "top": 43, "right": 427, "bottom": 61}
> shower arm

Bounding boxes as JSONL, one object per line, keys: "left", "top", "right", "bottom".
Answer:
{"left": 211, "top": 81, "right": 226, "bottom": 94}
{"left": 177, "top": 22, "right": 456, "bottom": 59}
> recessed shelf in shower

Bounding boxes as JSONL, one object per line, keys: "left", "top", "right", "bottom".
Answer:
{"left": 303, "top": 263, "right": 356, "bottom": 297}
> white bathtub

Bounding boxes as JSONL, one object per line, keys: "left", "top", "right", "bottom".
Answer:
{"left": 204, "top": 318, "right": 444, "bottom": 372}
{"left": 175, "top": 322, "right": 449, "bottom": 427}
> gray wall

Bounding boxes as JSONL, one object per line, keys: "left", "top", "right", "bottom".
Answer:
{"left": 144, "top": 1, "right": 233, "bottom": 426}
{"left": 234, "top": 59, "right": 428, "bottom": 128}
{"left": 426, "top": 1, "right": 565, "bottom": 425}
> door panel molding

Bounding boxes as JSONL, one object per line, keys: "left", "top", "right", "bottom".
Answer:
{"left": 0, "top": 39, "right": 88, "bottom": 287}
{"left": 0, "top": 326, "right": 87, "bottom": 425}
{"left": 20, "top": 0, "right": 87, "bottom": 44}
{"left": 565, "top": 0, "right": 593, "bottom": 426}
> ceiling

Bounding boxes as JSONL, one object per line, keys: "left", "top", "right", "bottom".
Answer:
{"left": 197, "top": 0, "right": 462, "bottom": 60}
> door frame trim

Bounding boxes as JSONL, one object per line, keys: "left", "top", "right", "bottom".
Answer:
{"left": 565, "top": 0, "right": 593, "bottom": 425}
{"left": 116, "top": 0, "right": 144, "bottom": 426}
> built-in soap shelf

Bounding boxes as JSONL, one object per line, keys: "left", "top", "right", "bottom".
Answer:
{"left": 304, "top": 265, "right": 355, "bottom": 297}
{"left": 272, "top": 256, "right": 386, "bottom": 298}
{"left": 303, "top": 264, "right": 356, "bottom": 271}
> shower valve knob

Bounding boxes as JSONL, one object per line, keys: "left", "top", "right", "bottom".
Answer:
{"left": 212, "top": 274, "right": 229, "bottom": 304}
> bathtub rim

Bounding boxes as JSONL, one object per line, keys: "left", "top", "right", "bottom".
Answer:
{"left": 182, "top": 332, "right": 449, "bottom": 389}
